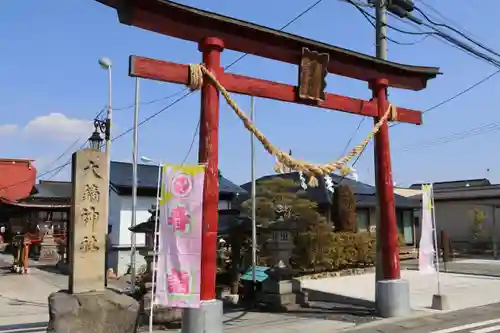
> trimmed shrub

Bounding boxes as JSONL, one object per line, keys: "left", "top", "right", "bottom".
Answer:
{"left": 292, "top": 231, "right": 375, "bottom": 272}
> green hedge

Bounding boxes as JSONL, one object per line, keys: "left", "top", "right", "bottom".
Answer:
{"left": 293, "top": 230, "right": 406, "bottom": 272}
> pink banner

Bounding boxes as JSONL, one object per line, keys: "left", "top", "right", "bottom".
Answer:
{"left": 155, "top": 164, "right": 205, "bottom": 308}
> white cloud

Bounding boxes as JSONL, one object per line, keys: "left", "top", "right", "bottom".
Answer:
{"left": 23, "top": 113, "right": 93, "bottom": 141}
{"left": 0, "top": 124, "right": 19, "bottom": 137}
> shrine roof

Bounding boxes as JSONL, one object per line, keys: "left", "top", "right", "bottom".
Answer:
{"left": 96, "top": 0, "right": 440, "bottom": 90}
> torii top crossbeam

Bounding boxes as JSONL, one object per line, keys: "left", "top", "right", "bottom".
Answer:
{"left": 97, "top": 0, "right": 439, "bottom": 91}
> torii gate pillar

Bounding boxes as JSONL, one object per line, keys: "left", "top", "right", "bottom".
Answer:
{"left": 182, "top": 38, "right": 225, "bottom": 333}
{"left": 372, "top": 78, "right": 410, "bottom": 317}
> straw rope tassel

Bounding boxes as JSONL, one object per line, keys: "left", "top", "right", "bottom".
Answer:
{"left": 188, "top": 64, "right": 397, "bottom": 187}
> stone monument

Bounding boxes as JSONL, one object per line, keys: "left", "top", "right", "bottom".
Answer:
{"left": 47, "top": 148, "right": 140, "bottom": 333}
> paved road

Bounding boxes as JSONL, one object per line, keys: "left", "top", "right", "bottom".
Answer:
{"left": 401, "top": 259, "right": 500, "bottom": 277}
{"left": 345, "top": 302, "right": 500, "bottom": 333}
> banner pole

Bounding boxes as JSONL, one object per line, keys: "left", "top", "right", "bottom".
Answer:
{"left": 149, "top": 161, "right": 163, "bottom": 333}
{"left": 430, "top": 183, "right": 441, "bottom": 295}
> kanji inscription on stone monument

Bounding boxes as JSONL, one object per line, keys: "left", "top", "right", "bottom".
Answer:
{"left": 69, "top": 148, "right": 108, "bottom": 294}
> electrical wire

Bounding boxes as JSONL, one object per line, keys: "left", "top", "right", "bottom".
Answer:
{"left": 113, "top": 88, "right": 189, "bottom": 111}
{"left": 0, "top": 104, "right": 108, "bottom": 192}
{"left": 346, "top": 0, "right": 431, "bottom": 45}
{"left": 415, "top": 0, "right": 482, "bottom": 43}
{"left": 2, "top": 0, "right": 328, "bottom": 192}
{"left": 395, "top": 121, "right": 500, "bottom": 152}
{"left": 111, "top": 0, "right": 328, "bottom": 143}
{"left": 224, "top": 0, "right": 326, "bottom": 69}
{"left": 337, "top": 0, "right": 500, "bottom": 181}
{"left": 390, "top": 68, "right": 500, "bottom": 129}
{"left": 180, "top": 119, "right": 201, "bottom": 165}
{"left": 414, "top": 6, "right": 500, "bottom": 61}
{"left": 340, "top": 2, "right": 500, "bottom": 131}
{"left": 345, "top": 0, "right": 500, "bottom": 69}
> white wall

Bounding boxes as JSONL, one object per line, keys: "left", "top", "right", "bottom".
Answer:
{"left": 118, "top": 195, "right": 153, "bottom": 246}
{"left": 112, "top": 249, "right": 147, "bottom": 276}
{"left": 108, "top": 188, "right": 121, "bottom": 245}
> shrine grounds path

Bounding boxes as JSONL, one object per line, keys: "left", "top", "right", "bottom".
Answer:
{"left": 2, "top": 253, "right": 500, "bottom": 333}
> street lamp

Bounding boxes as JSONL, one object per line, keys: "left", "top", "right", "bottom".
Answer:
{"left": 88, "top": 121, "right": 104, "bottom": 151}
{"left": 98, "top": 57, "right": 112, "bottom": 70}
{"left": 98, "top": 57, "right": 112, "bottom": 152}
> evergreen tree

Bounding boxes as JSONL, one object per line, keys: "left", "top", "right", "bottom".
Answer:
{"left": 331, "top": 184, "right": 358, "bottom": 232}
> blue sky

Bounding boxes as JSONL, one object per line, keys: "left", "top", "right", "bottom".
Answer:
{"left": 2, "top": 0, "right": 500, "bottom": 186}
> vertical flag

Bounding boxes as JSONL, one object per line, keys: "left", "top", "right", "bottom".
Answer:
{"left": 419, "top": 184, "right": 436, "bottom": 275}
{"left": 155, "top": 164, "right": 205, "bottom": 308}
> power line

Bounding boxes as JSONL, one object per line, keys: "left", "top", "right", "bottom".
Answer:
{"left": 0, "top": 104, "right": 107, "bottom": 192}
{"left": 346, "top": 0, "right": 432, "bottom": 45}
{"left": 338, "top": 1, "right": 500, "bottom": 176}
{"left": 111, "top": 0, "right": 328, "bottom": 143}
{"left": 390, "top": 68, "right": 500, "bottom": 128}
{"left": 341, "top": 2, "right": 500, "bottom": 130}
{"left": 3, "top": 0, "right": 328, "bottom": 192}
{"left": 181, "top": 119, "right": 201, "bottom": 165}
{"left": 415, "top": 0, "right": 482, "bottom": 42}
{"left": 414, "top": 6, "right": 500, "bottom": 61}
{"left": 113, "top": 88, "right": 189, "bottom": 111}
{"left": 351, "top": 1, "right": 500, "bottom": 68}
{"left": 395, "top": 121, "right": 500, "bottom": 152}
{"left": 224, "top": 0, "right": 326, "bottom": 69}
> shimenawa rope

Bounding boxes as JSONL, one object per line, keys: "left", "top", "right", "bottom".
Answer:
{"left": 188, "top": 63, "right": 397, "bottom": 187}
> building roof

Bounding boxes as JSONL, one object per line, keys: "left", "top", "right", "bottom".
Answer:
{"left": 33, "top": 181, "right": 72, "bottom": 199}
{"left": 0, "top": 159, "right": 37, "bottom": 201}
{"left": 240, "top": 172, "right": 419, "bottom": 209}
{"left": 3, "top": 161, "right": 245, "bottom": 203}
{"left": 110, "top": 161, "right": 246, "bottom": 195}
{"left": 410, "top": 179, "right": 492, "bottom": 190}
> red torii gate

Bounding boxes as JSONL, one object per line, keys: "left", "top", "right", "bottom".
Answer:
{"left": 97, "top": 0, "right": 439, "bottom": 321}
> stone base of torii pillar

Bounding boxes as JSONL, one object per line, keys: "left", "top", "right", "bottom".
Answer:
{"left": 182, "top": 300, "right": 223, "bottom": 333}
{"left": 376, "top": 279, "right": 411, "bottom": 318}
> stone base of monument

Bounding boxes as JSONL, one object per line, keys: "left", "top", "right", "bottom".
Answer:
{"left": 47, "top": 290, "right": 140, "bottom": 333}
{"left": 258, "top": 279, "right": 309, "bottom": 312}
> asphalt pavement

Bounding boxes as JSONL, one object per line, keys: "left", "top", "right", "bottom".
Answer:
{"left": 345, "top": 302, "right": 500, "bottom": 333}
{"left": 401, "top": 258, "right": 500, "bottom": 278}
